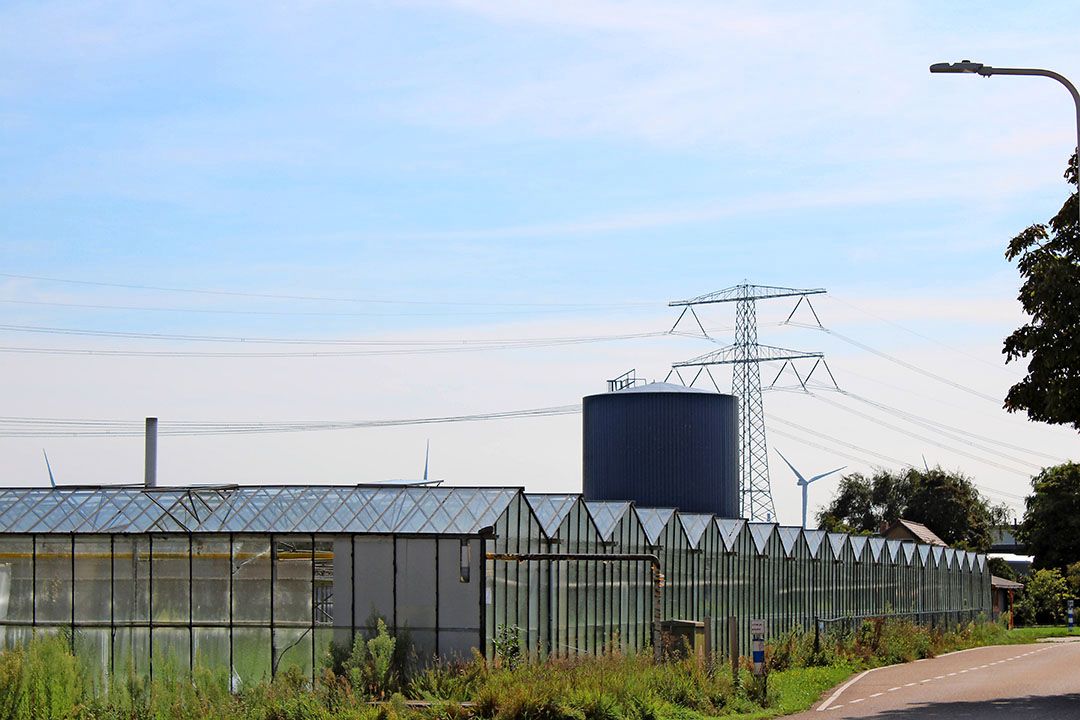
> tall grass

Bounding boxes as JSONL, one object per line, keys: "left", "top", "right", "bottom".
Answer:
{"left": 0, "top": 618, "right": 1040, "bottom": 720}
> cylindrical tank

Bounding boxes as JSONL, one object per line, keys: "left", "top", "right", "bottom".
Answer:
{"left": 582, "top": 382, "right": 739, "bottom": 517}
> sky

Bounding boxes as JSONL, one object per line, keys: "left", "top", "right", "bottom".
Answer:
{"left": 1, "top": 1, "right": 1078, "bottom": 526}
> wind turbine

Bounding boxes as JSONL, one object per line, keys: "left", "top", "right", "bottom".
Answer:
{"left": 775, "top": 450, "right": 845, "bottom": 529}
{"left": 42, "top": 450, "right": 56, "bottom": 488}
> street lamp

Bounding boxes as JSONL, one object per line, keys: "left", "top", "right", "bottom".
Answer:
{"left": 930, "top": 60, "right": 1080, "bottom": 224}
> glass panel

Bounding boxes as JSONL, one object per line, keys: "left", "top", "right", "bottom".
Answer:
{"left": 193, "top": 627, "right": 230, "bottom": 685}
{"left": 114, "top": 536, "right": 150, "bottom": 623}
{"left": 192, "top": 537, "right": 230, "bottom": 623}
{"left": 152, "top": 537, "right": 189, "bottom": 624}
{"left": 274, "top": 537, "right": 312, "bottom": 625}
{"left": 0, "top": 536, "right": 33, "bottom": 623}
{"left": 314, "top": 539, "right": 334, "bottom": 627}
{"left": 35, "top": 536, "right": 72, "bottom": 623}
{"left": 152, "top": 627, "right": 190, "bottom": 676}
{"left": 113, "top": 627, "right": 150, "bottom": 678}
{"left": 74, "top": 536, "right": 111, "bottom": 623}
{"left": 233, "top": 537, "right": 271, "bottom": 624}
{"left": 273, "top": 627, "right": 312, "bottom": 679}
{"left": 233, "top": 627, "right": 271, "bottom": 686}
{"left": 74, "top": 627, "right": 110, "bottom": 691}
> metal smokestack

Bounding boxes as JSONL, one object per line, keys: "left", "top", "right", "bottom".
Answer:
{"left": 144, "top": 417, "right": 158, "bottom": 488}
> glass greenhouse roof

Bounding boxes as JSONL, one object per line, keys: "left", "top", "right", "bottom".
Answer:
{"left": 525, "top": 494, "right": 580, "bottom": 537}
{"left": 0, "top": 485, "right": 519, "bottom": 535}
{"left": 584, "top": 501, "right": 630, "bottom": 541}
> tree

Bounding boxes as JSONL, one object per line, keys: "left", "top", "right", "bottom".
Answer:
{"left": 1012, "top": 568, "right": 1071, "bottom": 626}
{"left": 816, "top": 466, "right": 1009, "bottom": 552}
{"left": 1016, "top": 462, "right": 1080, "bottom": 570}
{"left": 1003, "top": 152, "right": 1080, "bottom": 429}
{"left": 987, "top": 556, "right": 1017, "bottom": 582}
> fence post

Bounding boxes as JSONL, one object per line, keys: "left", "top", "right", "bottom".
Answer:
{"left": 728, "top": 616, "right": 738, "bottom": 686}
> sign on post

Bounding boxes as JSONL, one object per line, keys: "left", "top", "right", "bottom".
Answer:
{"left": 1069, "top": 599, "right": 1074, "bottom": 632}
{"left": 750, "top": 619, "right": 766, "bottom": 676}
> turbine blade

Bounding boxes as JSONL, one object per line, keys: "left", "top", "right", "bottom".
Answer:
{"left": 43, "top": 450, "right": 56, "bottom": 488}
{"left": 807, "top": 466, "right": 846, "bottom": 484}
{"left": 774, "top": 449, "right": 807, "bottom": 483}
{"left": 423, "top": 439, "right": 430, "bottom": 482}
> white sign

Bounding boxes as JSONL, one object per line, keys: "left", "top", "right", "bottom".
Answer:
{"left": 750, "top": 619, "right": 766, "bottom": 676}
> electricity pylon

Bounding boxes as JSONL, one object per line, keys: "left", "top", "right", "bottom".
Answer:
{"left": 668, "top": 284, "right": 834, "bottom": 521}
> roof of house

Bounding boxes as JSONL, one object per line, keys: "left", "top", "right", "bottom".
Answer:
{"left": 990, "top": 575, "right": 1024, "bottom": 590}
{"left": 882, "top": 518, "right": 947, "bottom": 547}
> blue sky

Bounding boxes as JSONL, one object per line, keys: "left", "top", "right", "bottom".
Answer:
{"left": 1, "top": 1, "right": 1078, "bottom": 523}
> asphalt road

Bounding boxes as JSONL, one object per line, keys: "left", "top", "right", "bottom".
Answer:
{"left": 789, "top": 641, "right": 1080, "bottom": 719}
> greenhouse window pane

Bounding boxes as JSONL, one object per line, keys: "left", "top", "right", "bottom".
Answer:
{"left": 151, "top": 537, "right": 189, "bottom": 624}
{"left": 113, "top": 627, "right": 150, "bottom": 678}
{"left": 233, "top": 537, "right": 271, "bottom": 624}
{"left": 192, "top": 537, "right": 230, "bottom": 623}
{"left": 274, "top": 537, "right": 313, "bottom": 625}
{"left": 114, "top": 536, "right": 150, "bottom": 623}
{"left": 273, "top": 627, "right": 313, "bottom": 679}
{"left": 74, "top": 536, "right": 111, "bottom": 623}
{"left": 35, "top": 536, "right": 72, "bottom": 623}
{"left": 193, "top": 627, "right": 230, "bottom": 685}
{"left": 233, "top": 627, "right": 271, "bottom": 686}
{"left": 152, "top": 627, "right": 190, "bottom": 676}
{"left": 0, "top": 537, "right": 33, "bottom": 623}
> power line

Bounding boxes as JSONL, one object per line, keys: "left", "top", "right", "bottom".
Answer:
{"left": 801, "top": 389, "right": 1038, "bottom": 477}
{"left": 787, "top": 321, "right": 1002, "bottom": 404}
{"left": 0, "top": 404, "right": 583, "bottom": 438}
{"left": 837, "top": 389, "right": 1061, "bottom": 464}
{"left": 823, "top": 294, "right": 1025, "bottom": 379}
{"left": 0, "top": 297, "right": 645, "bottom": 318}
{"left": 769, "top": 414, "right": 1027, "bottom": 504}
{"left": 0, "top": 272, "right": 654, "bottom": 309}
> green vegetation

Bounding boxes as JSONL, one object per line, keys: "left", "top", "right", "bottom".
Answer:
{"left": 1003, "top": 151, "right": 1080, "bottom": 430}
{"left": 1016, "top": 462, "right": 1080, "bottom": 571}
{"left": 0, "top": 618, "right": 1073, "bottom": 720}
{"left": 816, "top": 466, "right": 1009, "bottom": 551}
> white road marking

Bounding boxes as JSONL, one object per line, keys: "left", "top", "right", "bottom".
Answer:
{"left": 887, "top": 686, "right": 900, "bottom": 692}
{"left": 870, "top": 692, "right": 883, "bottom": 698}
{"left": 904, "top": 682, "right": 916, "bottom": 687}
{"left": 850, "top": 698, "right": 864, "bottom": 704}
{"left": 817, "top": 668, "right": 881, "bottom": 711}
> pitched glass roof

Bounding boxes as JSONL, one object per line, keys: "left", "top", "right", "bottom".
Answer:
{"left": 748, "top": 522, "right": 775, "bottom": 555}
{"left": 803, "top": 529, "right": 827, "bottom": 556}
{"left": 849, "top": 535, "right": 869, "bottom": 559}
{"left": 868, "top": 537, "right": 886, "bottom": 561}
{"left": 827, "top": 532, "right": 849, "bottom": 560}
{"left": 525, "top": 494, "right": 580, "bottom": 537}
{"left": 0, "top": 486, "right": 519, "bottom": 535}
{"left": 776, "top": 527, "right": 802, "bottom": 556}
{"left": 636, "top": 508, "right": 675, "bottom": 544}
{"left": 714, "top": 518, "right": 745, "bottom": 552}
{"left": 585, "top": 501, "right": 630, "bottom": 541}
{"left": 678, "top": 513, "right": 713, "bottom": 549}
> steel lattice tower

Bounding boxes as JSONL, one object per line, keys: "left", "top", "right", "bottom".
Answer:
{"left": 668, "top": 284, "right": 832, "bottom": 521}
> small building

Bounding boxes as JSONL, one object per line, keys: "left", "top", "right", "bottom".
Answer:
{"left": 880, "top": 519, "right": 947, "bottom": 547}
{"left": 990, "top": 575, "right": 1024, "bottom": 626}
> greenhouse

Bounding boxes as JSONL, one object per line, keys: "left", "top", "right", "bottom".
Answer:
{"left": 0, "top": 485, "right": 991, "bottom": 684}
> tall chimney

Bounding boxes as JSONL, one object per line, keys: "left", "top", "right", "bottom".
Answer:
{"left": 144, "top": 417, "right": 158, "bottom": 488}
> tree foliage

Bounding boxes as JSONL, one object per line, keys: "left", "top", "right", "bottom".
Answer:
{"left": 816, "top": 466, "right": 1009, "bottom": 552}
{"left": 1016, "top": 461, "right": 1080, "bottom": 570}
{"left": 1003, "top": 152, "right": 1080, "bottom": 429}
{"left": 987, "top": 556, "right": 1017, "bottom": 582}
{"left": 1013, "top": 568, "right": 1073, "bottom": 626}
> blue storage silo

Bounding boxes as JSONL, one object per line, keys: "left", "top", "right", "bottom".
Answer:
{"left": 582, "top": 382, "right": 739, "bottom": 518}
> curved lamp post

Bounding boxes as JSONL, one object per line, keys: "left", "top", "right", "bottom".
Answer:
{"left": 930, "top": 60, "right": 1080, "bottom": 224}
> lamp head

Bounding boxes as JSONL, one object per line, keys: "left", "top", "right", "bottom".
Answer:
{"left": 930, "top": 60, "right": 989, "bottom": 75}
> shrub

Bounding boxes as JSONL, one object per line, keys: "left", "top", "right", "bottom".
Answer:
{"left": 1014, "top": 568, "right": 1072, "bottom": 625}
